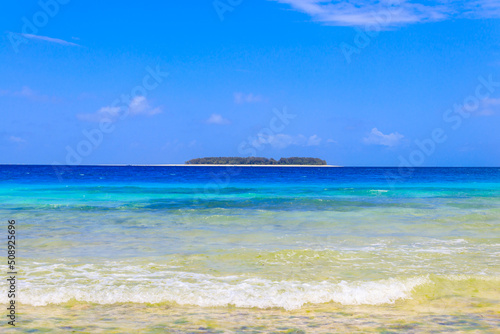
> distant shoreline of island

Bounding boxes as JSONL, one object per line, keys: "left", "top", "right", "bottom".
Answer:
{"left": 180, "top": 164, "right": 340, "bottom": 167}
{"left": 0, "top": 164, "right": 342, "bottom": 167}
{"left": 185, "top": 157, "right": 328, "bottom": 165}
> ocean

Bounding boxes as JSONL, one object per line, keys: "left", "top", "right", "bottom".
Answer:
{"left": 1, "top": 165, "right": 499, "bottom": 333}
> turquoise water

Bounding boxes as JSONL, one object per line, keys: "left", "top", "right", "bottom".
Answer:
{"left": 1, "top": 166, "right": 499, "bottom": 332}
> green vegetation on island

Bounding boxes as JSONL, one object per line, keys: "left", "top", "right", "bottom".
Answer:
{"left": 185, "top": 157, "right": 327, "bottom": 165}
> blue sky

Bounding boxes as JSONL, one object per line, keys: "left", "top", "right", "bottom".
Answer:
{"left": 1, "top": 0, "right": 499, "bottom": 166}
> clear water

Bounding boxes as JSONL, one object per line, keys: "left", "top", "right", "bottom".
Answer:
{"left": 1, "top": 166, "right": 499, "bottom": 332}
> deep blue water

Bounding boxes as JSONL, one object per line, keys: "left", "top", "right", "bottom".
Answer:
{"left": 2, "top": 165, "right": 500, "bottom": 184}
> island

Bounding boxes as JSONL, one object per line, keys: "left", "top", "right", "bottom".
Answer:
{"left": 185, "top": 157, "right": 327, "bottom": 165}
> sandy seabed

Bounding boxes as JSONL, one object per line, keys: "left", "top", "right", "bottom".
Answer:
{"left": 4, "top": 298, "right": 499, "bottom": 333}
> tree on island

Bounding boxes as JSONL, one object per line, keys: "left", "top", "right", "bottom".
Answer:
{"left": 185, "top": 157, "right": 327, "bottom": 165}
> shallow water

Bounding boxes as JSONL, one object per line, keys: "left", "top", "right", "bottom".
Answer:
{"left": 1, "top": 166, "right": 499, "bottom": 332}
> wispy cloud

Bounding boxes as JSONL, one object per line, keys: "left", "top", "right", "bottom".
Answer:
{"left": 234, "top": 92, "right": 266, "bottom": 104}
{"left": 8, "top": 136, "right": 27, "bottom": 144}
{"left": 307, "top": 134, "right": 322, "bottom": 146}
{"left": 162, "top": 139, "right": 198, "bottom": 151}
{"left": 0, "top": 86, "right": 54, "bottom": 102}
{"left": 363, "top": 128, "right": 404, "bottom": 147}
{"left": 252, "top": 133, "right": 323, "bottom": 149}
{"left": 465, "top": 0, "right": 500, "bottom": 19}
{"left": 19, "top": 33, "right": 80, "bottom": 47}
{"left": 77, "top": 106, "right": 119, "bottom": 122}
{"left": 206, "top": 113, "right": 231, "bottom": 125}
{"left": 271, "top": 0, "right": 500, "bottom": 28}
{"left": 471, "top": 97, "right": 500, "bottom": 116}
{"left": 77, "top": 96, "right": 162, "bottom": 122}
{"left": 128, "top": 96, "right": 162, "bottom": 116}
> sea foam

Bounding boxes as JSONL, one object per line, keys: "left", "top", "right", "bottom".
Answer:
{"left": 2, "top": 267, "right": 429, "bottom": 310}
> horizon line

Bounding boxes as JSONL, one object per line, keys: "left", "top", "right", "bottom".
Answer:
{"left": 0, "top": 164, "right": 499, "bottom": 168}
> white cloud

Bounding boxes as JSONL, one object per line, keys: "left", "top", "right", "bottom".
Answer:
{"left": 162, "top": 139, "right": 195, "bottom": 151}
{"left": 0, "top": 86, "right": 52, "bottom": 102}
{"left": 128, "top": 96, "right": 161, "bottom": 116}
{"left": 363, "top": 128, "right": 404, "bottom": 147}
{"left": 307, "top": 134, "right": 322, "bottom": 146}
{"left": 98, "top": 106, "right": 122, "bottom": 116}
{"left": 261, "top": 134, "right": 295, "bottom": 149}
{"left": 19, "top": 33, "right": 80, "bottom": 47}
{"left": 252, "top": 134, "right": 323, "bottom": 149}
{"left": 16, "top": 86, "right": 36, "bottom": 98}
{"left": 206, "top": 113, "right": 231, "bottom": 125}
{"left": 473, "top": 97, "right": 500, "bottom": 116}
{"left": 77, "top": 106, "right": 121, "bottom": 122}
{"left": 8, "top": 136, "right": 26, "bottom": 144}
{"left": 234, "top": 92, "right": 265, "bottom": 104}
{"left": 465, "top": 0, "right": 500, "bottom": 19}
{"left": 77, "top": 96, "right": 161, "bottom": 122}
{"left": 271, "top": 0, "right": 500, "bottom": 28}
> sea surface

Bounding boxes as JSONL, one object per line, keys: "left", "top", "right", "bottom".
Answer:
{"left": 1, "top": 165, "right": 499, "bottom": 333}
